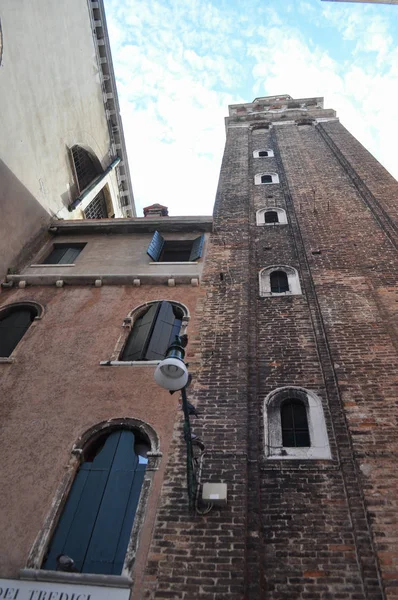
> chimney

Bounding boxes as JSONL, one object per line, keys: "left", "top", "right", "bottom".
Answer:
{"left": 143, "top": 204, "right": 169, "bottom": 217}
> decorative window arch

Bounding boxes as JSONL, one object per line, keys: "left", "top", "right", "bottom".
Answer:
{"left": 27, "top": 418, "right": 161, "bottom": 575}
{"left": 253, "top": 149, "right": 274, "bottom": 158}
{"left": 255, "top": 172, "right": 279, "bottom": 185}
{"left": 70, "top": 145, "right": 108, "bottom": 218}
{"left": 264, "top": 387, "right": 331, "bottom": 459}
{"left": 106, "top": 301, "right": 190, "bottom": 364}
{"left": 0, "top": 301, "right": 43, "bottom": 358}
{"left": 259, "top": 266, "right": 302, "bottom": 297}
{"left": 256, "top": 207, "right": 287, "bottom": 226}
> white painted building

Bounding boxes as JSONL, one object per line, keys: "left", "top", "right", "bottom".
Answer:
{"left": 0, "top": 0, "right": 135, "bottom": 278}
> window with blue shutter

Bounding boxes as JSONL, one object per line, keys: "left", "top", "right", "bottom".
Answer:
{"left": 43, "top": 244, "right": 86, "bottom": 265}
{"left": 147, "top": 233, "right": 205, "bottom": 262}
{"left": 0, "top": 305, "right": 38, "bottom": 357}
{"left": 43, "top": 429, "right": 150, "bottom": 575}
{"left": 121, "top": 301, "right": 183, "bottom": 361}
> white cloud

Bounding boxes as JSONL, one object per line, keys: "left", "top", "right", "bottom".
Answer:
{"left": 104, "top": 0, "right": 398, "bottom": 217}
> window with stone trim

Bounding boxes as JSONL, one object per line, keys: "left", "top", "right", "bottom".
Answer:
{"left": 256, "top": 208, "right": 287, "bottom": 226}
{"left": 264, "top": 387, "right": 331, "bottom": 459}
{"left": 42, "top": 428, "right": 150, "bottom": 574}
{"left": 253, "top": 149, "right": 274, "bottom": 158}
{"left": 0, "top": 302, "right": 42, "bottom": 357}
{"left": 119, "top": 300, "right": 188, "bottom": 362}
{"left": 254, "top": 172, "right": 279, "bottom": 185}
{"left": 259, "top": 265, "right": 301, "bottom": 297}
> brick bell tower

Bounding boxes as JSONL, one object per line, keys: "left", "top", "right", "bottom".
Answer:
{"left": 142, "top": 95, "right": 398, "bottom": 599}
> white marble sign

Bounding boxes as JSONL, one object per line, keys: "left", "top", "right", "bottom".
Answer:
{"left": 0, "top": 580, "right": 130, "bottom": 600}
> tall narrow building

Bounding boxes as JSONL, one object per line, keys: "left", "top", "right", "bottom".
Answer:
{"left": 140, "top": 95, "right": 398, "bottom": 599}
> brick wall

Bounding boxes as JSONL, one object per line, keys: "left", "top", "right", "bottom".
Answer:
{"left": 141, "top": 114, "right": 398, "bottom": 599}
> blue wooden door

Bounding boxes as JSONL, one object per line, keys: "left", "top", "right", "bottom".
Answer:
{"left": 43, "top": 430, "right": 148, "bottom": 574}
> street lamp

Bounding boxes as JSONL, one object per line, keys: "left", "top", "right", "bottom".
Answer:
{"left": 154, "top": 336, "right": 197, "bottom": 510}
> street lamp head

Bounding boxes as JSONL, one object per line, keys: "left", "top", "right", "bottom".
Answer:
{"left": 154, "top": 357, "right": 189, "bottom": 391}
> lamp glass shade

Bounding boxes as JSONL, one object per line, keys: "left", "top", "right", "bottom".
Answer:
{"left": 154, "top": 357, "right": 189, "bottom": 391}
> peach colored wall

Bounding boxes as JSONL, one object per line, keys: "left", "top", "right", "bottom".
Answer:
{"left": 0, "top": 284, "right": 204, "bottom": 578}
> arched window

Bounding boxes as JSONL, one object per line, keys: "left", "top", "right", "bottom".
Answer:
{"left": 259, "top": 266, "right": 302, "bottom": 297}
{"left": 270, "top": 270, "right": 289, "bottom": 293}
{"left": 264, "top": 211, "right": 278, "bottom": 224}
{"left": 256, "top": 208, "right": 287, "bottom": 226}
{"left": 281, "top": 400, "right": 310, "bottom": 447}
{"left": 255, "top": 172, "right": 279, "bottom": 185}
{"left": 121, "top": 301, "right": 185, "bottom": 361}
{"left": 264, "top": 387, "right": 331, "bottom": 459}
{"left": 43, "top": 428, "right": 151, "bottom": 574}
{"left": 71, "top": 145, "right": 102, "bottom": 193}
{"left": 70, "top": 145, "right": 108, "bottom": 218}
{"left": 0, "top": 303, "right": 41, "bottom": 357}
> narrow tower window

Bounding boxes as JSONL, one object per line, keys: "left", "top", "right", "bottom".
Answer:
{"left": 270, "top": 270, "right": 289, "bottom": 293}
{"left": 281, "top": 400, "right": 310, "bottom": 447}
{"left": 264, "top": 211, "right": 279, "bottom": 224}
{"left": 261, "top": 175, "right": 272, "bottom": 184}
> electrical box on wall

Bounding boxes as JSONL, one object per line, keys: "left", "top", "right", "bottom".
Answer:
{"left": 202, "top": 483, "right": 228, "bottom": 506}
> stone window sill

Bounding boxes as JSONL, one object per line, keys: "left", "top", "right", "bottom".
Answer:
{"left": 19, "top": 568, "right": 132, "bottom": 589}
{"left": 100, "top": 360, "right": 160, "bottom": 366}
{"left": 0, "top": 356, "right": 15, "bottom": 363}
{"left": 30, "top": 264, "right": 76, "bottom": 268}
{"left": 149, "top": 262, "right": 198, "bottom": 265}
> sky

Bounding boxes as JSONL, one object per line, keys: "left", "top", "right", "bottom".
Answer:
{"left": 103, "top": 0, "right": 398, "bottom": 217}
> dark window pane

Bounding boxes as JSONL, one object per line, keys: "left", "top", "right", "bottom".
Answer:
{"left": 281, "top": 400, "right": 310, "bottom": 447}
{"left": 71, "top": 146, "right": 100, "bottom": 192}
{"left": 264, "top": 211, "right": 278, "bottom": 224}
{"left": 43, "top": 244, "right": 85, "bottom": 265}
{"left": 0, "top": 307, "right": 36, "bottom": 357}
{"left": 258, "top": 151, "right": 268, "bottom": 157}
{"left": 270, "top": 270, "right": 289, "bottom": 293}
{"left": 261, "top": 175, "right": 272, "bottom": 183}
{"left": 84, "top": 191, "right": 107, "bottom": 219}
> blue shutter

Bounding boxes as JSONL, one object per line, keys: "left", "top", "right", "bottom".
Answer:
{"left": 147, "top": 231, "right": 165, "bottom": 262}
{"left": 145, "top": 301, "right": 179, "bottom": 360}
{"left": 43, "top": 430, "right": 148, "bottom": 575}
{"left": 42, "top": 432, "right": 120, "bottom": 571}
{"left": 189, "top": 235, "right": 205, "bottom": 261}
{"left": 121, "top": 303, "right": 160, "bottom": 361}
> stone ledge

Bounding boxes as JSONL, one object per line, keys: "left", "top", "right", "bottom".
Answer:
{"left": 6, "top": 274, "right": 201, "bottom": 287}
{"left": 19, "top": 568, "right": 132, "bottom": 589}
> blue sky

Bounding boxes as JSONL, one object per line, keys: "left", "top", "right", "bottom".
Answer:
{"left": 103, "top": 0, "right": 398, "bottom": 217}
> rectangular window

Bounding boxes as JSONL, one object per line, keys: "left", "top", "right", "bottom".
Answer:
{"left": 42, "top": 243, "right": 86, "bottom": 265}
{"left": 147, "top": 231, "right": 205, "bottom": 263}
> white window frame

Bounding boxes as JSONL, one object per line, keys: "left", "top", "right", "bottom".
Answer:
{"left": 259, "top": 265, "right": 301, "bottom": 297}
{"left": 264, "top": 387, "right": 331, "bottom": 460}
{"left": 253, "top": 149, "right": 274, "bottom": 158}
{"left": 255, "top": 172, "right": 279, "bottom": 185}
{"left": 256, "top": 208, "right": 287, "bottom": 226}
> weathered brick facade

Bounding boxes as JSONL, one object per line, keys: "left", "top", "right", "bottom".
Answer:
{"left": 142, "top": 97, "right": 398, "bottom": 599}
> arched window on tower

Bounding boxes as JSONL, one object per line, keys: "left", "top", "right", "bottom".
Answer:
{"left": 42, "top": 428, "right": 151, "bottom": 575}
{"left": 0, "top": 303, "right": 41, "bottom": 357}
{"left": 270, "top": 270, "right": 289, "bottom": 293}
{"left": 120, "top": 301, "right": 184, "bottom": 361}
{"left": 281, "top": 400, "right": 310, "bottom": 447}
{"left": 255, "top": 172, "right": 279, "bottom": 185}
{"left": 264, "top": 210, "right": 279, "bottom": 224}
{"left": 264, "top": 387, "right": 331, "bottom": 459}
{"left": 259, "top": 266, "right": 302, "bottom": 297}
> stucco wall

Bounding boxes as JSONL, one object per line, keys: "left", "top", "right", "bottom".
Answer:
{"left": 17, "top": 231, "right": 209, "bottom": 281}
{"left": 0, "top": 284, "right": 204, "bottom": 580}
{"left": 0, "top": 1, "right": 119, "bottom": 275}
